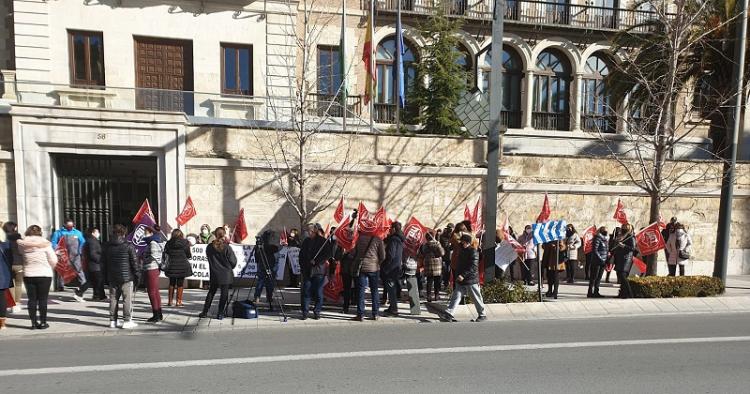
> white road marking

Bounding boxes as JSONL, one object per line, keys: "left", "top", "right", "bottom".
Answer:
{"left": 2, "top": 336, "right": 749, "bottom": 377}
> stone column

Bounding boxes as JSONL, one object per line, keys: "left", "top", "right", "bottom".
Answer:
{"left": 523, "top": 70, "right": 535, "bottom": 130}
{"left": 1, "top": 69, "right": 16, "bottom": 101}
{"left": 571, "top": 72, "right": 583, "bottom": 133}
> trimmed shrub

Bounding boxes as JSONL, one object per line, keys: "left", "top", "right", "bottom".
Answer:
{"left": 628, "top": 276, "right": 725, "bottom": 298}
{"left": 446, "top": 280, "right": 537, "bottom": 304}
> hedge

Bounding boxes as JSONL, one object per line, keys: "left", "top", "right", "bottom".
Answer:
{"left": 447, "top": 280, "right": 538, "bottom": 303}
{"left": 627, "top": 276, "right": 725, "bottom": 298}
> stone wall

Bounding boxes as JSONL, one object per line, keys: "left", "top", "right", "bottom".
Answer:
{"left": 0, "top": 116, "right": 15, "bottom": 222}
{"left": 0, "top": 0, "right": 13, "bottom": 70}
{"left": 185, "top": 127, "right": 750, "bottom": 275}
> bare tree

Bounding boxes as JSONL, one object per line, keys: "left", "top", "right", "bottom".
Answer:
{"left": 249, "top": 0, "right": 370, "bottom": 230}
{"left": 589, "top": 0, "right": 737, "bottom": 274}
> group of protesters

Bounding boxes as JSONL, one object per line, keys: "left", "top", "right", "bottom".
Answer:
{"left": 0, "top": 211, "right": 694, "bottom": 331}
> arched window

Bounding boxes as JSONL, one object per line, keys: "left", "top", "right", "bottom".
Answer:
{"left": 582, "top": 53, "right": 614, "bottom": 133}
{"left": 375, "top": 36, "right": 418, "bottom": 123}
{"left": 479, "top": 45, "right": 523, "bottom": 128}
{"left": 456, "top": 43, "right": 472, "bottom": 88}
{"left": 533, "top": 49, "right": 571, "bottom": 130}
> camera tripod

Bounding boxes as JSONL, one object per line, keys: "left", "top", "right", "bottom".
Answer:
{"left": 225, "top": 241, "right": 288, "bottom": 323}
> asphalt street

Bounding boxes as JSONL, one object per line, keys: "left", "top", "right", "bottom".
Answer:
{"left": 2, "top": 313, "right": 749, "bottom": 393}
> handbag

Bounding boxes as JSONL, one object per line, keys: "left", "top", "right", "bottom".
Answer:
{"left": 557, "top": 262, "right": 566, "bottom": 272}
{"left": 678, "top": 250, "right": 691, "bottom": 260}
{"left": 232, "top": 300, "right": 258, "bottom": 319}
{"left": 351, "top": 236, "right": 375, "bottom": 277}
{"left": 159, "top": 249, "right": 170, "bottom": 272}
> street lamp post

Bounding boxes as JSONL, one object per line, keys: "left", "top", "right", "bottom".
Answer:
{"left": 714, "top": 0, "right": 748, "bottom": 283}
{"left": 483, "top": 0, "right": 505, "bottom": 281}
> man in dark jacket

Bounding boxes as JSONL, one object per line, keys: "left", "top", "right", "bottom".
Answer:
{"left": 612, "top": 223, "right": 636, "bottom": 299}
{"left": 299, "top": 224, "right": 331, "bottom": 320}
{"left": 440, "top": 233, "right": 486, "bottom": 322}
{"left": 382, "top": 222, "right": 405, "bottom": 316}
{"left": 588, "top": 227, "right": 609, "bottom": 298}
{"left": 82, "top": 227, "right": 105, "bottom": 301}
{"left": 101, "top": 224, "right": 139, "bottom": 329}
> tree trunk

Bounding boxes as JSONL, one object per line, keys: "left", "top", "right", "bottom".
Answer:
{"left": 646, "top": 191, "right": 662, "bottom": 276}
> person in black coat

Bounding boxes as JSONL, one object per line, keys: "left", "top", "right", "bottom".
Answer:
{"left": 299, "top": 224, "right": 331, "bottom": 320}
{"left": 382, "top": 222, "right": 405, "bottom": 316}
{"left": 101, "top": 224, "right": 139, "bottom": 328}
{"left": 588, "top": 227, "right": 609, "bottom": 298}
{"left": 164, "top": 229, "right": 193, "bottom": 307}
{"left": 612, "top": 223, "right": 636, "bottom": 299}
{"left": 199, "top": 228, "right": 238, "bottom": 320}
{"left": 0, "top": 237, "right": 12, "bottom": 329}
{"left": 440, "top": 233, "right": 486, "bottom": 322}
{"left": 253, "top": 230, "right": 279, "bottom": 310}
{"left": 83, "top": 228, "right": 105, "bottom": 301}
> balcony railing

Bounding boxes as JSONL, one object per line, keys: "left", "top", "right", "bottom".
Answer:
{"left": 532, "top": 111, "right": 570, "bottom": 131}
{"left": 308, "top": 93, "right": 363, "bottom": 118}
{"left": 501, "top": 110, "right": 523, "bottom": 129}
{"left": 374, "top": 103, "right": 396, "bottom": 123}
{"left": 582, "top": 114, "right": 616, "bottom": 133}
{"left": 372, "top": 0, "right": 660, "bottom": 32}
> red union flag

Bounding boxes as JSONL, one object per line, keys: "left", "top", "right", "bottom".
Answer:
{"left": 334, "top": 197, "right": 345, "bottom": 224}
{"left": 232, "top": 208, "right": 249, "bottom": 243}
{"left": 613, "top": 198, "right": 629, "bottom": 225}
{"left": 358, "top": 202, "right": 386, "bottom": 237}
{"left": 403, "top": 216, "right": 430, "bottom": 256}
{"left": 175, "top": 196, "right": 197, "bottom": 226}
{"left": 54, "top": 238, "right": 77, "bottom": 284}
{"left": 334, "top": 217, "right": 359, "bottom": 251}
{"left": 633, "top": 256, "right": 647, "bottom": 273}
{"left": 536, "top": 194, "right": 551, "bottom": 223}
{"left": 582, "top": 225, "right": 597, "bottom": 254}
{"left": 132, "top": 198, "right": 156, "bottom": 224}
{"left": 635, "top": 222, "right": 666, "bottom": 256}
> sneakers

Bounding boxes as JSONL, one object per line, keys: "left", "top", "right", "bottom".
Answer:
{"left": 73, "top": 293, "right": 86, "bottom": 303}
{"left": 12, "top": 305, "right": 22, "bottom": 314}
{"left": 473, "top": 315, "right": 487, "bottom": 322}
{"left": 198, "top": 312, "right": 208, "bottom": 319}
{"left": 109, "top": 320, "right": 117, "bottom": 329}
{"left": 121, "top": 320, "right": 138, "bottom": 329}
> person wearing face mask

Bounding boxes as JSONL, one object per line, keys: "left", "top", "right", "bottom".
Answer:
{"left": 50, "top": 219, "right": 87, "bottom": 295}
{"left": 83, "top": 227, "right": 106, "bottom": 301}
{"left": 588, "top": 226, "right": 609, "bottom": 298}
{"left": 516, "top": 225, "right": 537, "bottom": 286}
{"left": 142, "top": 225, "right": 166, "bottom": 322}
{"left": 611, "top": 223, "right": 636, "bottom": 298}
{"left": 198, "top": 224, "right": 215, "bottom": 244}
{"left": 565, "top": 224, "right": 582, "bottom": 284}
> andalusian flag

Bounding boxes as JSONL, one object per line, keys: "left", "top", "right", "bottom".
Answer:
{"left": 362, "top": 0, "right": 375, "bottom": 104}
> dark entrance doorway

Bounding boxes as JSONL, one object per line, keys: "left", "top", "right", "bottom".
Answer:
{"left": 55, "top": 155, "right": 158, "bottom": 241}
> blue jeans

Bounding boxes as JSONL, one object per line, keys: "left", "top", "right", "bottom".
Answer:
{"left": 357, "top": 272, "right": 380, "bottom": 318}
{"left": 253, "top": 275, "right": 274, "bottom": 303}
{"left": 301, "top": 275, "right": 324, "bottom": 316}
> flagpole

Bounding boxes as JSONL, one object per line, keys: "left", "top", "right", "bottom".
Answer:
{"left": 395, "top": 0, "right": 402, "bottom": 132}
{"left": 369, "top": 0, "right": 375, "bottom": 134}
{"left": 341, "top": 0, "right": 347, "bottom": 134}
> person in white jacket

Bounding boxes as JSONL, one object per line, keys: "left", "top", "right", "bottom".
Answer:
{"left": 665, "top": 222, "right": 691, "bottom": 276}
{"left": 17, "top": 225, "right": 58, "bottom": 330}
{"left": 565, "top": 224, "right": 583, "bottom": 284}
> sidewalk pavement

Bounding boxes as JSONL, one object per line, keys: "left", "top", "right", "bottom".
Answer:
{"left": 2, "top": 276, "right": 749, "bottom": 339}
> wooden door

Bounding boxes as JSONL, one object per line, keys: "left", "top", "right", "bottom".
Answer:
{"left": 135, "top": 37, "right": 194, "bottom": 114}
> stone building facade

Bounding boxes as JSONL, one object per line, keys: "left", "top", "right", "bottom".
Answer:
{"left": 0, "top": 0, "right": 748, "bottom": 274}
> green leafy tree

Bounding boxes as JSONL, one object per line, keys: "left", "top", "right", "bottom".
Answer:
{"left": 408, "top": 4, "right": 467, "bottom": 135}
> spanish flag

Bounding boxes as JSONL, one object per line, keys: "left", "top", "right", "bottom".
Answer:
{"left": 362, "top": 1, "right": 375, "bottom": 104}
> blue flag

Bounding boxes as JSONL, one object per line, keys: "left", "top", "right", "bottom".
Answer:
{"left": 395, "top": 1, "right": 405, "bottom": 109}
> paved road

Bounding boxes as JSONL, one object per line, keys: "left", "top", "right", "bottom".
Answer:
{"left": 2, "top": 313, "right": 749, "bottom": 393}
